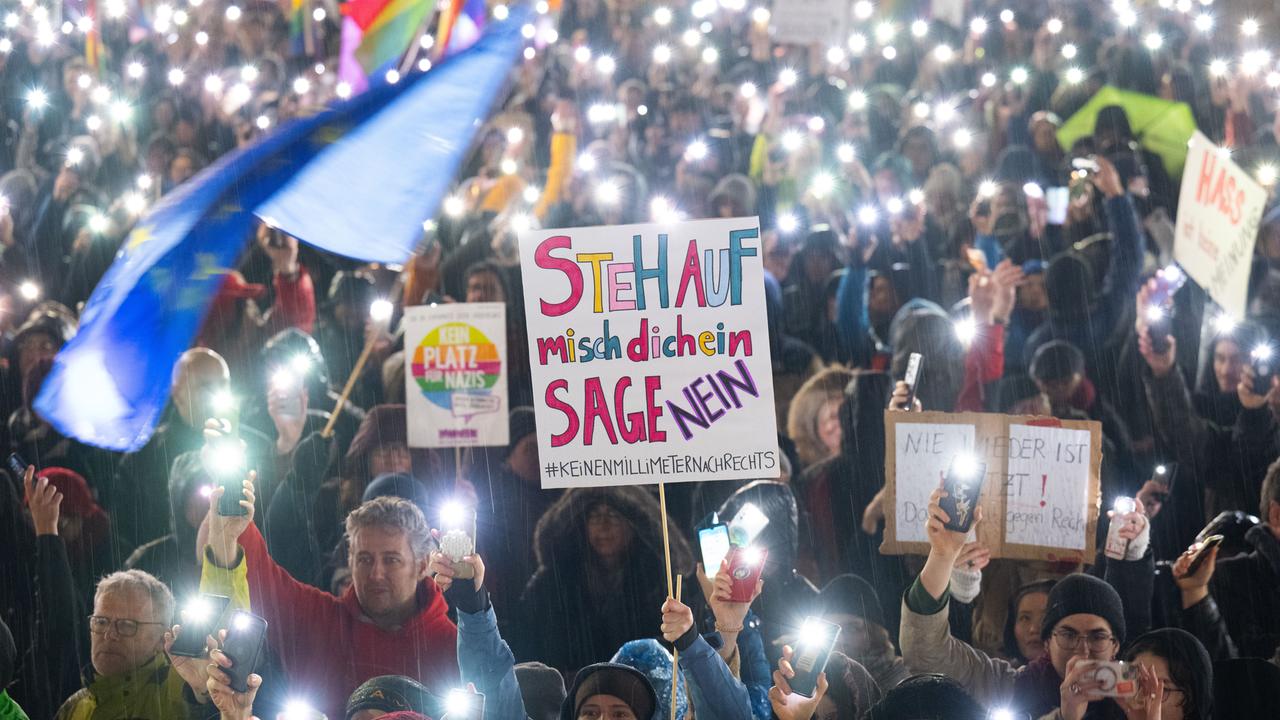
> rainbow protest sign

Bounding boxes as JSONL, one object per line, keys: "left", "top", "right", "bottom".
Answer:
{"left": 403, "top": 303, "right": 509, "bottom": 448}
{"left": 518, "top": 217, "right": 779, "bottom": 488}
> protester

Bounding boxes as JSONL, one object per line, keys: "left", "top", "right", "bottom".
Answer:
{"left": 559, "top": 663, "right": 657, "bottom": 720}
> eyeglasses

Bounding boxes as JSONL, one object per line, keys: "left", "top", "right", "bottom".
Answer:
{"left": 1160, "top": 685, "right": 1184, "bottom": 702}
{"left": 1051, "top": 628, "right": 1117, "bottom": 653}
{"left": 88, "top": 615, "right": 165, "bottom": 638}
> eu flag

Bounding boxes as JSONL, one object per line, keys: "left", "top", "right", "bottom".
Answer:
{"left": 35, "top": 7, "right": 527, "bottom": 451}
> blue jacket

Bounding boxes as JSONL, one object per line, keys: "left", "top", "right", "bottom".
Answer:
{"left": 834, "top": 236, "right": 940, "bottom": 366}
{"left": 457, "top": 605, "right": 528, "bottom": 720}
{"left": 679, "top": 632, "right": 753, "bottom": 720}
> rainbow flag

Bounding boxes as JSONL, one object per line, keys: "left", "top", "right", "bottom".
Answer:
{"left": 434, "top": 0, "right": 485, "bottom": 57}
{"left": 351, "top": 0, "right": 437, "bottom": 75}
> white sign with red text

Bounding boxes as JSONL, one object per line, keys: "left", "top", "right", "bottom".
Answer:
{"left": 517, "top": 218, "right": 778, "bottom": 489}
{"left": 1174, "top": 131, "right": 1266, "bottom": 319}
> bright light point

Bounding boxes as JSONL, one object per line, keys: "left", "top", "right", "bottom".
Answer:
{"left": 1010, "top": 66, "right": 1029, "bottom": 85}
{"left": 199, "top": 484, "right": 214, "bottom": 498}
{"left": 66, "top": 147, "right": 85, "bottom": 167}
{"left": 1143, "top": 32, "right": 1163, "bottom": 50}
{"left": 882, "top": 46, "right": 897, "bottom": 60}
{"left": 1194, "top": 13, "right": 1213, "bottom": 32}
{"left": 1216, "top": 145, "right": 1232, "bottom": 159}
{"left": 979, "top": 179, "right": 998, "bottom": 198}
{"left": 595, "top": 55, "right": 616, "bottom": 74}
{"left": 1061, "top": 43, "right": 1077, "bottom": 60}
{"left": 742, "top": 546, "right": 763, "bottom": 566}
{"left": 955, "top": 317, "right": 977, "bottom": 343}
{"left": 752, "top": 7, "right": 770, "bottom": 24}
{"left": 853, "top": 1, "right": 872, "bottom": 20}
{"left": 369, "top": 299, "right": 394, "bottom": 323}
{"left": 520, "top": 23, "right": 535, "bottom": 39}
{"left": 443, "top": 195, "right": 466, "bottom": 217}
{"left": 500, "top": 158, "right": 518, "bottom": 175}
{"left": 1267, "top": 72, "right": 1280, "bottom": 88}
{"left": 184, "top": 598, "right": 213, "bottom": 623}
{"left": 255, "top": 115, "right": 270, "bottom": 130}
{"left": 685, "top": 140, "right": 709, "bottom": 161}
{"left": 1114, "top": 496, "right": 1137, "bottom": 514}
{"left": 653, "top": 6, "right": 672, "bottom": 26}
{"left": 825, "top": 46, "right": 844, "bottom": 65}
{"left": 283, "top": 700, "right": 317, "bottom": 720}
{"left": 953, "top": 128, "right": 972, "bottom": 148}
{"left": 807, "top": 115, "right": 825, "bottom": 133}
{"left": 227, "top": 82, "right": 250, "bottom": 105}
{"left": 1065, "top": 67, "right": 1085, "bottom": 84}
{"left": 1242, "top": 18, "right": 1259, "bottom": 37}
{"left": 933, "top": 44, "right": 954, "bottom": 63}
{"left": 292, "top": 77, "right": 311, "bottom": 94}
{"left": 312, "top": 7, "right": 325, "bottom": 21}
{"left": 875, "top": 21, "right": 896, "bottom": 44}
{"left": 908, "top": 188, "right": 925, "bottom": 205}
{"left": 952, "top": 452, "right": 981, "bottom": 478}
{"left": 204, "top": 74, "right": 224, "bottom": 94}
{"left": 445, "top": 690, "right": 471, "bottom": 716}
{"left": 0, "top": 38, "right": 10, "bottom": 54}
{"left": 127, "top": 61, "right": 145, "bottom": 79}
{"left": 913, "top": 102, "right": 930, "bottom": 119}
{"left": 522, "top": 186, "right": 540, "bottom": 203}
{"left": 26, "top": 88, "right": 48, "bottom": 110}
{"left": 385, "top": 69, "right": 400, "bottom": 84}
{"left": 809, "top": 172, "right": 836, "bottom": 199}
{"left": 88, "top": 213, "right": 108, "bottom": 234}
{"left": 1047, "top": 17, "right": 1064, "bottom": 34}
{"left": 740, "top": 82, "right": 757, "bottom": 98}
{"left": 780, "top": 130, "right": 803, "bottom": 153}
{"left": 110, "top": 101, "right": 130, "bottom": 123}
{"left": 594, "top": 180, "right": 621, "bottom": 206}
{"left": 173, "top": 9, "right": 188, "bottom": 25}
{"left": 137, "top": 174, "right": 153, "bottom": 191}
{"left": 1213, "top": 314, "right": 1236, "bottom": 334}
{"left": 969, "top": 17, "right": 988, "bottom": 35}
{"left": 1253, "top": 344, "right": 1274, "bottom": 362}
{"left": 777, "top": 212, "right": 799, "bottom": 234}
{"left": 1257, "top": 163, "right": 1278, "bottom": 186}
{"left": 225, "top": 5, "right": 241, "bottom": 20}
{"left": 506, "top": 126, "right": 524, "bottom": 145}
{"left": 1117, "top": 8, "right": 1137, "bottom": 27}
{"left": 1145, "top": 305, "right": 1165, "bottom": 322}
{"left": 911, "top": 19, "right": 929, "bottom": 38}
{"left": 650, "top": 196, "right": 680, "bottom": 223}
{"left": 573, "top": 45, "right": 591, "bottom": 63}
{"left": 336, "top": 81, "right": 352, "bottom": 99}
{"left": 419, "top": 34, "right": 434, "bottom": 50}
{"left": 232, "top": 613, "right": 252, "bottom": 631}
{"left": 778, "top": 68, "right": 798, "bottom": 87}
{"left": 167, "top": 68, "right": 186, "bottom": 86}
{"left": 90, "top": 86, "right": 111, "bottom": 105}
{"left": 847, "top": 90, "right": 867, "bottom": 110}
{"left": 493, "top": 4, "right": 509, "bottom": 20}
{"left": 1209, "top": 58, "right": 1229, "bottom": 77}
{"left": 2, "top": 14, "right": 14, "bottom": 29}
{"left": 18, "top": 281, "right": 39, "bottom": 301}
{"left": 981, "top": 72, "right": 997, "bottom": 87}
{"left": 935, "top": 102, "right": 956, "bottom": 123}
{"left": 124, "top": 192, "right": 146, "bottom": 214}
{"left": 837, "top": 143, "right": 856, "bottom": 163}
{"left": 999, "top": 9, "right": 1014, "bottom": 24}
{"left": 990, "top": 709, "right": 1015, "bottom": 720}
{"left": 1155, "top": 465, "right": 1168, "bottom": 476}
{"left": 577, "top": 152, "right": 598, "bottom": 173}
{"left": 886, "top": 197, "right": 905, "bottom": 215}
{"left": 509, "top": 212, "right": 531, "bottom": 234}
{"left": 857, "top": 204, "right": 879, "bottom": 226}
{"left": 76, "top": 73, "right": 92, "bottom": 90}
{"left": 652, "top": 44, "right": 671, "bottom": 64}
{"left": 535, "top": 0, "right": 549, "bottom": 13}
{"left": 847, "top": 33, "right": 867, "bottom": 54}
{"left": 76, "top": 16, "right": 93, "bottom": 33}
{"left": 85, "top": 115, "right": 102, "bottom": 131}
{"left": 586, "top": 103, "right": 618, "bottom": 124}
{"left": 702, "top": 46, "right": 719, "bottom": 64}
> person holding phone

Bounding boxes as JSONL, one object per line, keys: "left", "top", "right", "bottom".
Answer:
{"left": 899, "top": 485, "right": 1159, "bottom": 720}
{"left": 203, "top": 477, "right": 460, "bottom": 718}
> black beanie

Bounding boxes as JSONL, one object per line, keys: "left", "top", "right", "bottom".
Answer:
{"left": 819, "top": 574, "right": 886, "bottom": 629}
{"left": 1039, "top": 573, "right": 1126, "bottom": 644}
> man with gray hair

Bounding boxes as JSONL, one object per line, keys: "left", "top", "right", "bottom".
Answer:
{"left": 204, "top": 477, "right": 459, "bottom": 718}
{"left": 54, "top": 568, "right": 215, "bottom": 719}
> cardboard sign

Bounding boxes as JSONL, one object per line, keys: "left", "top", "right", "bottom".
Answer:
{"left": 1174, "top": 131, "right": 1266, "bottom": 319}
{"left": 518, "top": 217, "right": 779, "bottom": 489}
{"left": 882, "top": 411, "right": 1102, "bottom": 562}
{"left": 772, "top": 0, "right": 849, "bottom": 46}
{"left": 404, "top": 303, "right": 509, "bottom": 448}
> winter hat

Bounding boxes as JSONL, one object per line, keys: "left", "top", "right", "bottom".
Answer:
{"left": 345, "top": 675, "right": 440, "bottom": 720}
{"left": 515, "top": 661, "right": 566, "bottom": 720}
{"left": 863, "top": 673, "right": 986, "bottom": 720}
{"left": 1211, "top": 658, "right": 1280, "bottom": 718}
{"left": 1030, "top": 340, "right": 1086, "bottom": 383}
{"left": 818, "top": 574, "right": 886, "bottom": 629}
{"left": 506, "top": 407, "right": 537, "bottom": 459}
{"left": 379, "top": 714, "right": 430, "bottom": 720}
{"left": 611, "top": 639, "right": 687, "bottom": 720}
{"left": 1039, "top": 573, "right": 1126, "bottom": 644}
{"left": 345, "top": 404, "right": 408, "bottom": 468}
{"left": 363, "top": 473, "right": 430, "bottom": 516}
{"left": 562, "top": 663, "right": 657, "bottom": 720}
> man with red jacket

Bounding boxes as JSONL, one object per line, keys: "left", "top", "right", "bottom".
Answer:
{"left": 204, "top": 477, "right": 458, "bottom": 717}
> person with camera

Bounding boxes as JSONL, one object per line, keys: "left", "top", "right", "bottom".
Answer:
{"left": 898, "top": 486, "right": 1161, "bottom": 719}
{"left": 202, "top": 475, "right": 459, "bottom": 719}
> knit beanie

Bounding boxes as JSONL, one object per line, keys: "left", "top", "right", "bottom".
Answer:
{"left": 818, "top": 574, "right": 886, "bottom": 629}
{"left": 1039, "top": 573, "right": 1126, "bottom": 644}
{"left": 346, "top": 675, "right": 440, "bottom": 720}
{"left": 515, "top": 662, "right": 566, "bottom": 720}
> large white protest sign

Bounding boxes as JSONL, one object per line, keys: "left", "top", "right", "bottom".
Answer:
{"left": 518, "top": 217, "right": 778, "bottom": 489}
{"left": 1004, "top": 424, "right": 1092, "bottom": 551}
{"left": 772, "top": 0, "right": 849, "bottom": 46}
{"left": 891, "top": 423, "right": 975, "bottom": 543}
{"left": 1174, "top": 131, "right": 1267, "bottom": 319}
{"left": 404, "top": 303, "right": 509, "bottom": 448}
{"left": 883, "top": 412, "right": 1102, "bottom": 562}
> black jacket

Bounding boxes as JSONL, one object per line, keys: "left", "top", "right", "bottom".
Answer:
{"left": 1197, "top": 524, "right": 1280, "bottom": 660}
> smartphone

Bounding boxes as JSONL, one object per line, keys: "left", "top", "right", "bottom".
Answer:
{"left": 1251, "top": 344, "right": 1275, "bottom": 396}
{"left": 221, "top": 611, "right": 268, "bottom": 693}
{"left": 438, "top": 503, "right": 476, "bottom": 580}
{"left": 902, "top": 353, "right": 923, "bottom": 409}
{"left": 698, "top": 523, "right": 731, "bottom": 574}
{"left": 1185, "top": 534, "right": 1224, "bottom": 576}
{"left": 7, "top": 452, "right": 29, "bottom": 478}
{"left": 1148, "top": 264, "right": 1188, "bottom": 307}
{"left": 444, "top": 689, "right": 486, "bottom": 720}
{"left": 1045, "top": 186, "right": 1069, "bottom": 225}
{"left": 1147, "top": 305, "right": 1173, "bottom": 355}
{"left": 728, "top": 502, "right": 769, "bottom": 546}
{"left": 1071, "top": 156, "right": 1100, "bottom": 174}
{"left": 789, "top": 617, "right": 841, "bottom": 698}
{"left": 1105, "top": 497, "right": 1139, "bottom": 561}
{"left": 1152, "top": 462, "right": 1177, "bottom": 493}
{"left": 1086, "top": 660, "right": 1139, "bottom": 698}
{"left": 940, "top": 454, "right": 986, "bottom": 533}
{"left": 726, "top": 546, "right": 767, "bottom": 602}
{"left": 169, "top": 594, "right": 231, "bottom": 657}
{"left": 216, "top": 468, "right": 249, "bottom": 517}
{"left": 269, "top": 369, "right": 304, "bottom": 422}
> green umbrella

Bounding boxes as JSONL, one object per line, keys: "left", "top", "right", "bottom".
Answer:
{"left": 1057, "top": 85, "right": 1198, "bottom": 177}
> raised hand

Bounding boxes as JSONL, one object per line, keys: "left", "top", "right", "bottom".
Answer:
{"left": 768, "top": 644, "right": 828, "bottom": 720}
{"left": 164, "top": 625, "right": 213, "bottom": 704}
{"left": 23, "top": 466, "right": 61, "bottom": 536}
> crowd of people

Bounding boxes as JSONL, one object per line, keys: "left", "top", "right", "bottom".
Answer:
{"left": 3, "top": 0, "right": 1280, "bottom": 718}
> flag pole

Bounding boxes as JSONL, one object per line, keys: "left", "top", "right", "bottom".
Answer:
{"left": 321, "top": 267, "right": 408, "bottom": 439}
{"left": 398, "top": 3, "right": 439, "bottom": 74}
{"left": 672, "top": 574, "right": 682, "bottom": 720}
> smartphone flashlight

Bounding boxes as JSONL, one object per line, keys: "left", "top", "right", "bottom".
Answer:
{"left": 369, "top": 298, "right": 394, "bottom": 323}
{"left": 989, "top": 710, "right": 1017, "bottom": 720}
{"left": 952, "top": 453, "right": 981, "bottom": 479}
{"left": 1155, "top": 464, "right": 1167, "bottom": 477}
{"left": 213, "top": 443, "right": 246, "bottom": 473}
{"left": 1113, "top": 496, "right": 1137, "bottom": 515}
{"left": 954, "top": 317, "right": 977, "bottom": 344}
{"left": 232, "top": 611, "right": 253, "bottom": 631}
{"left": 742, "top": 546, "right": 763, "bottom": 567}
{"left": 271, "top": 368, "right": 298, "bottom": 391}
{"left": 799, "top": 618, "right": 831, "bottom": 647}
{"left": 289, "top": 354, "right": 312, "bottom": 374}
{"left": 440, "top": 500, "right": 468, "bottom": 528}
{"left": 282, "top": 699, "right": 322, "bottom": 720}
{"left": 210, "top": 390, "right": 235, "bottom": 414}
{"left": 1252, "top": 344, "right": 1274, "bottom": 362}
{"left": 183, "top": 597, "right": 213, "bottom": 623}
{"left": 1144, "top": 305, "right": 1165, "bottom": 322}
{"left": 446, "top": 689, "right": 473, "bottom": 715}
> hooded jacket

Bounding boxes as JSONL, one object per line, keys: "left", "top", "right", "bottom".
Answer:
{"left": 513, "top": 487, "right": 693, "bottom": 676}
{"left": 124, "top": 451, "right": 209, "bottom": 598}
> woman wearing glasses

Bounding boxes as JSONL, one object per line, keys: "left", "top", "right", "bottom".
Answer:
{"left": 896, "top": 487, "right": 1184, "bottom": 720}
